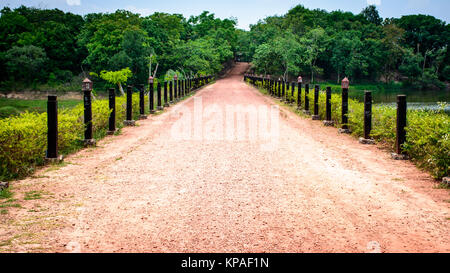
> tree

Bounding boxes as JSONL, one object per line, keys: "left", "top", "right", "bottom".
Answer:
{"left": 78, "top": 10, "right": 142, "bottom": 73}
{"left": 300, "top": 28, "right": 329, "bottom": 82}
{"left": 99, "top": 68, "right": 132, "bottom": 96}
{"left": 360, "top": 5, "right": 382, "bottom": 26}
{"left": 4, "top": 45, "right": 47, "bottom": 82}
{"left": 380, "top": 24, "right": 405, "bottom": 83}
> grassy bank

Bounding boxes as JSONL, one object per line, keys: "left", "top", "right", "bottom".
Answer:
{"left": 0, "top": 98, "right": 81, "bottom": 118}
{"left": 0, "top": 79, "right": 210, "bottom": 182}
{"left": 251, "top": 80, "right": 449, "bottom": 180}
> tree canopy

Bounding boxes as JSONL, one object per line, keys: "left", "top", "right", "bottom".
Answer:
{"left": 0, "top": 4, "right": 448, "bottom": 91}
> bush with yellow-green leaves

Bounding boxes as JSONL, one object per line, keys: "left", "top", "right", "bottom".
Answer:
{"left": 252, "top": 80, "right": 449, "bottom": 180}
{"left": 0, "top": 94, "right": 144, "bottom": 180}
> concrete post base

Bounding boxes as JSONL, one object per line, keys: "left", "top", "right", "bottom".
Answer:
{"left": 303, "top": 110, "right": 311, "bottom": 115}
{"left": 45, "top": 155, "right": 64, "bottom": 164}
{"left": 323, "top": 120, "right": 334, "bottom": 126}
{"left": 0, "top": 181, "right": 9, "bottom": 191}
{"left": 312, "top": 115, "right": 320, "bottom": 120}
{"left": 339, "top": 128, "right": 352, "bottom": 134}
{"left": 157, "top": 106, "right": 164, "bottom": 111}
{"left": 391, "top": 153, "right": 409, "bottom": 160}
{"left": 164, "top": 103, "right": 170, "bottom": 108}
{"left": 123, "top": 120, "right": 136, "bottom": 127}
{"left": 139, "top": 115, "right": 148, "bottom": 120}
{"left": 107, "top": 130, "right": 117, "bottom": 136}
{"left": 443, "top": 177, "right": 450, "bottom": 185}
{"left": 359, "top": 138, "right": 375, "bottom": 145}
{"left": 83, "top": 139, "right": 97, "bottom": 147}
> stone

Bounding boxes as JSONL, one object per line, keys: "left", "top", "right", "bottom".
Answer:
{"left": 139, "top": 115, "right": 148, "bottom": 120}
{"left": 45, "top": 155, "right": 64, "bottom": 164}
{"left": 0, "top": 182, "right": 9, "bottom": 191}
{"left": 303, "top": 110, "right": 311, "bottom": 115}
{"left": 83, "top": 139, "right": 97, "bottom": 147}
{"left": 443, "top": 177, "right": 450, "bottom": 185}
{"left": 391, "top": 153, "right": 409, "bottom": 160}
{"left": 123, "top": 120, "right": 136, "bottom": 127}
{"left": 359, "top": 138, "right": 375, "bottom": 145}
{"left": 312, "top": 115, "right": 320, "bottom": 120}
{"left": 157, "top": 106, "right": 164, "bottom": 111}
{"left": 323, "top": 120, "right": 334, "bottom": 127}
{"left": 339, "top": 128, "right": 352, "bottom": 134}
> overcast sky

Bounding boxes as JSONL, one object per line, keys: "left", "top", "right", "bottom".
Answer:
{"left": 1, "top": 0, "right": 449, "bottom": 30}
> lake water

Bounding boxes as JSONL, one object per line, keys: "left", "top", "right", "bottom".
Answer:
{"left": 346, "top": 89, "right": 450, "bottom": 112}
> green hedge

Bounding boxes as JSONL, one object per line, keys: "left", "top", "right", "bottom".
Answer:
{"left": 253, "top": 81, "right": 449, "bottom": 179}
{"left": 0, "top": 94, "right": 144, "bottom": 180}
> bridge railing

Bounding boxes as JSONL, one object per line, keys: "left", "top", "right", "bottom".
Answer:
{"left": 244, "top": 74, "right": 409, "bottom": 160}
{"left": 46, "top": 75, "right": 215, "bottom": 162}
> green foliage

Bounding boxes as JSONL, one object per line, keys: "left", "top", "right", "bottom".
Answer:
{"left": 0, "top": 98, "right": 81, "bottom": 117}
{"left": 239, "top": 4, "right": 449, "bottom": 88}
{"left": 100, "top": 68, "right": 132, "bottom": 86}
{"left": 0, "top": 6, "right": 85, "bottom": 83}
{"left": 253, "top": 81, "right": 450, "bottom": 179}
{"left": 0, "top": 106, "right": 20, "bottom": 118}
{"left": 403, "top": 105, "right": 449, "bottom": 179}
{"left": 0, "top": 93, "right": 143, "bottom": 180}
{"left": 4, "top": 45, "right": 47, "bottom": 82}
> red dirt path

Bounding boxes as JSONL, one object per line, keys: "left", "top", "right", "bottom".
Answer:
{"left": 0, "top": 63, "right": 448, "bottom": 253}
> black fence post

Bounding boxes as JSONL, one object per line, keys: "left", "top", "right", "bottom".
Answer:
{"left": 107, "top": 88, "right": 116, "bottom": 135}
{"left": 169, "top": 80, "right": 174, "bottom": 103}
{"left": 124, "top": 85, "right": 135, "bottom": 126}
{"left": 282, "top": 81, "right": 285, "bottom": 101}
{"left": 291, "top": 82, "right": 295, "bottom": 103}
{"left": 83, "top": 90, "right": 93, "bottom": 141}
{"left": 392, "top": 95, "right": 408, "bottom": 159}
{"left": 323, "top": 87, "right": 333, "bottom": 126}
{"left": 278, "top": 80, "right": 281, "bottom": 97}
{"left": 164, "top": 81, "right": 169, "bottom": 107}
{"left": 46, "top": 95, "right": 58, "bottom": 160}
{"left": 157, "top": 83, "right": 163, "bottom": 110}
{"left": 297, "top": 83, "right": 302, "bottom": 110}
{"left": 304, "top": 84, "right": 310, "bottom": 114}
{"left": 312, "top": 85, "right": 320, "bottom": 120}
{"left": 339, "top": 87, "right": 350, "bottom": 133}
{"left": 178, "top": 79, "right": 181, "bottom": 98}
{"left": 139, "top": 84, "right": 145, "bottom": 116}
{"left": 139, "top": 84, "right": 147, "bottom": 120}
{"left": 149, "top": 78, "right": 155, "bottom": 114}
{"left": 174, "top": 77, "right": 178, "bottom": 101}
{"left": 181, "top": 79, "right": 184, "bottom": 97}
{"left": 359, "top": 91, "right": 375, "bottom": 144}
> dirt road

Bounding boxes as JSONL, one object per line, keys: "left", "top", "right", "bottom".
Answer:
{"left": 1, "top": 63, "right": 449, "bottom": 253}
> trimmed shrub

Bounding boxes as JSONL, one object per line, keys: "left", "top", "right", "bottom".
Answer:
{"left": 251, "top": 80, "right": 450, "bottom": 179}
{"left": 0, "top": 93, "right": 144, "bottom": 180}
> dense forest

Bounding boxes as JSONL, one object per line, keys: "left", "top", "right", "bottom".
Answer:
{"left": 0, "top": 6, "right": 237, "bottom": 92}
{"left": 0, "top": 4, "right": 449, "bottom": 92}
{"left": 240, "top": 5, "right": 449, "bottom": 89}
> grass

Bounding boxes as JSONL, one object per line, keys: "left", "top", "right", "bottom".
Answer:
{"left": 24, "top": 191, "right": 44, "bottom": 200}
{"left": 249, "top": 80, "right": 450, "bottom": 180}
{"left": 434, "top": 183, "right": 450, "bottom": 190}
{"left": 0, "top": 98, "right": 81, "bottom": 118}
{"left": 0, "top": 187, "right": 13, "bottom": 199}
